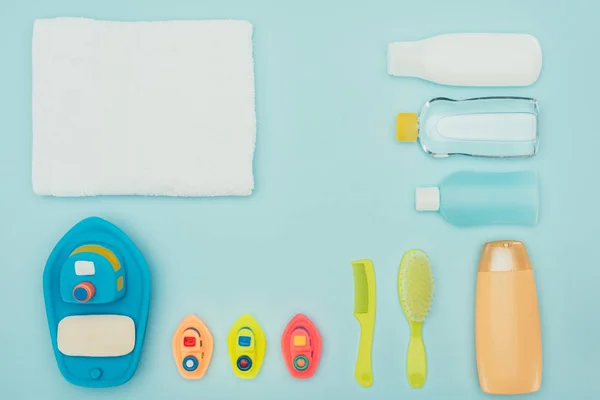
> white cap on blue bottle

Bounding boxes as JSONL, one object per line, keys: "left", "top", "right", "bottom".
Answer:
{"left": 416, "top": 187, "right": 440, "bottom": 211}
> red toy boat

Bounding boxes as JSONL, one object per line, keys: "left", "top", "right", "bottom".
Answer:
{"left": 281, "top": 313, "right": 322, "bottom": 379}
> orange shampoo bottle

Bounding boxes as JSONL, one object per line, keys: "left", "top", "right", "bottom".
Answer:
{"left": 475, "top": 240, "right": 542, "bottom": 395}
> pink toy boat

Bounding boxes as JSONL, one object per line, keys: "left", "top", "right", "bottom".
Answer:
{"left": 281, "top": 314, "right": 322, "bottom": 379}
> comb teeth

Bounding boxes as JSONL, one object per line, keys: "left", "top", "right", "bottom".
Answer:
{"left": 399, "top": 250, "right": 434, "bottom": 322}
{"left": 352, "top": 263, "right": 369, "bottom": 315}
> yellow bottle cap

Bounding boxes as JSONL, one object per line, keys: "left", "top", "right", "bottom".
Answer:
{"left": 396, "top": 113, "right": 418, "bottom": 142}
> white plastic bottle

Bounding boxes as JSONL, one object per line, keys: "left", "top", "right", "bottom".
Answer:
{"left": 388, "top": 33, "right": 542, "bottom": 87}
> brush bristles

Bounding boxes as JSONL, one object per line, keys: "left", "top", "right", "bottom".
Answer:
{"left": 352, "top": 263, "right": 369, "bottom": 314}
{"left": 399, "top": 251, "right": 434, "bottom": 322}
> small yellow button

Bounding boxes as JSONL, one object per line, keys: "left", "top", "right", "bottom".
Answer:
{"left": 293, "top": 335, "right": 306, "bottom": 347}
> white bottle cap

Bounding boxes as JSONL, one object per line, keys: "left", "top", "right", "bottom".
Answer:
{"left": 415, "top": 187, "right": 440, "bottom": 211}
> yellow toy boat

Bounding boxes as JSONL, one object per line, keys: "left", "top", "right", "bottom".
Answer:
{"left": 227, "top": 314, "right": 266, "bottom": 379}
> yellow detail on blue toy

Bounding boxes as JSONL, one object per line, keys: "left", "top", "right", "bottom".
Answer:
{"left": 227, "top": 314, "right": 266, "bottom": 379}
{"left": 60, "top": 244, "right": 126, "bottom": 304}
{"left": 71, "top": 245, "right": 121, "bottom": 271}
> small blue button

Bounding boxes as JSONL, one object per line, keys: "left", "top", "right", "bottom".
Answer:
{"left": 238, "top": 336, "right": 251, "bottom": 347}
{"left": 183, "top": 356, "right": 198, "bottom": 372}
{"left": 90, "top": 368, "right": 102, "bottom": 379}
{"left": 74, "top": 287, "right": 89, "bottom": 301}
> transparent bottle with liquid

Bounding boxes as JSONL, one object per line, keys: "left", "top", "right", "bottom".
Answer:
{"left": 415, "top": 171, "right": 539, "bottom": 227}
{"left": 396, "top": 97, "right": 539, "bottom": 158}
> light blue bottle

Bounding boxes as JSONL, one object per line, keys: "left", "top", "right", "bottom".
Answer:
{"left": 415, "top": 171, "right": 538, "bottom": 226}
{"left": 396, "top": 97, "right": 539, "bottom": 158}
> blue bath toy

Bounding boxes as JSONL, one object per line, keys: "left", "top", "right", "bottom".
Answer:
{"left": 43, "top": 217, "right": 151, "bottom": 388}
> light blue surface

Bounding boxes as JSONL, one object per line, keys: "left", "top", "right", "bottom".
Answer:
{"left": 416, "top": 97, "right": 539, "bottom": 157}
{"left": 0, "top": 0, "right": 599, "bottom": 398}
{"left": 431, "top": 171, "right": 539, "bottom": 226}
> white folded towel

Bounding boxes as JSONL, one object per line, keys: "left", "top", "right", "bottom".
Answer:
{"left": 32, "top": 18, "right": 256, "bottom": 197}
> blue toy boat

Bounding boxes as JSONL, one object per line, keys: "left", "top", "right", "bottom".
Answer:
{"left": 43, "top": 217, "right": 151, "bottom": 388}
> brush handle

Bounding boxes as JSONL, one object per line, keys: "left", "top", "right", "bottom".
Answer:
{"left": 407, "top": 321, "right": 426, "bottom": 388}
{"left": 355, "top": 315, "right": 374, "bottom": 388}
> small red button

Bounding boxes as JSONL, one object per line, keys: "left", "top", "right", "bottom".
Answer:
{"left": 240, "top": 359, "right": 248, "bottom": 368}
{"left": 183, "top": 336, "right": 196, "bottom": 347}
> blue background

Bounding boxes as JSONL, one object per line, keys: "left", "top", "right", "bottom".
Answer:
{"left": 1, "top": 0, "right": 598, "bottom": 398}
